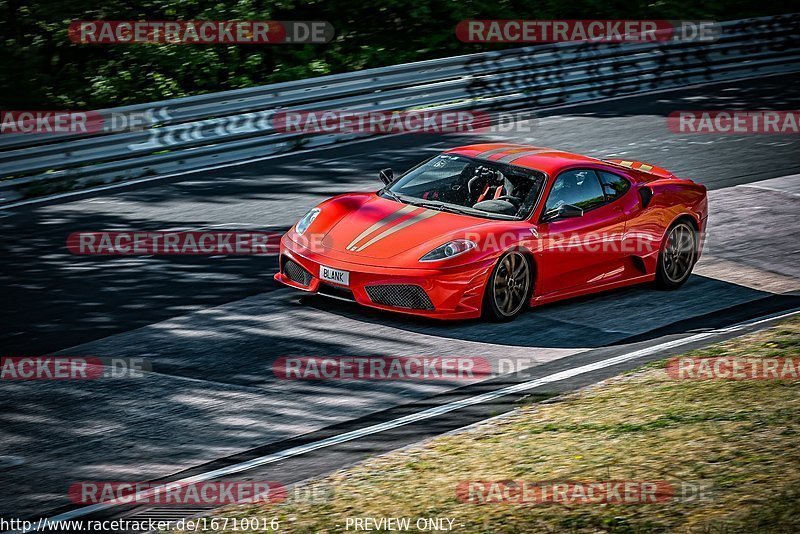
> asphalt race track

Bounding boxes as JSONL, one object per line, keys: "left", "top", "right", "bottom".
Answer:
{"left": 1, "top": 74, "right": 799, "bottom": 526}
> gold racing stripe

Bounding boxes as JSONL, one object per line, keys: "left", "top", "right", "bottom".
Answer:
{"left": 473, "top": 146, "right": 525, "bottom": 159}
{"left": 345, "top": 204, "right": 417, "bottom": 251}
{"left": 353, "top": 209, "right": 439, "bottom": 252}
{"left": 495, "top": 148, "right": 550, "bottom": 163}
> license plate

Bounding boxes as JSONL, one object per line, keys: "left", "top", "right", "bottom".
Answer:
{"left": 320, "top": 265, "right": 350, "bottom": 286}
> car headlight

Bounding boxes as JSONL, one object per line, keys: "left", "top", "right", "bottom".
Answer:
{"left": 420, "top": 239, "right": 477, "bottom": 262}
{"left": 295, "top": 208, "right": 321, "bottom": 236}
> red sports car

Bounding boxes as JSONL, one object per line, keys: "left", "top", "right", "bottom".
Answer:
{"left": 275, "top": 144, "right": 708, "bottom": 321}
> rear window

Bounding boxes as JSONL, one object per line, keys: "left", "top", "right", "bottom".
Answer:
{"left": 599, "top": 171, "right": 631, "bottom": 200}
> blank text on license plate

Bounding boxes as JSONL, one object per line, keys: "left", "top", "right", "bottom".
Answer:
{"left": 320, "top": 265, "right": 349, "bottom": 286}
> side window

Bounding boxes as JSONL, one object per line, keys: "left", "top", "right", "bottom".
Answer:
{"left": 544, "top": 169, "right": 606, "bottom": 214}
{"left": 599, "top": 171, "right": 631, "bottom": 201}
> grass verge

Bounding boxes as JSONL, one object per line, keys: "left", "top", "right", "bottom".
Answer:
{"left": 171, "top": 317, "right": 800, "bottom": 533}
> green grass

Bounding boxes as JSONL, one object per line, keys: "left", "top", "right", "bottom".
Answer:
{"left": 170, "top": 317, "right": 800, "bottom": 534}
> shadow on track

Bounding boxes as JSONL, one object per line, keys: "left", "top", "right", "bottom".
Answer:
{"left": 302, "top": 274, "right": 796, "bottom": 349}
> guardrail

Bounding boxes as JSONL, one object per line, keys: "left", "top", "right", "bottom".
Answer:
{"left": 1, "top": 14, "right": 798, "bottom": 204}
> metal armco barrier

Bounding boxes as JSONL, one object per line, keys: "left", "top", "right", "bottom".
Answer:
{"left": 1, "top": 14, "right": 798, "bottom": 204}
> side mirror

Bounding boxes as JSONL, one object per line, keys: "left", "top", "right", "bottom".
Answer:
{"left": 541, "top": 203, "right": 584, "bottom": 222}
{"left": 379, "top": 168, "right": 394, "bottom": 185}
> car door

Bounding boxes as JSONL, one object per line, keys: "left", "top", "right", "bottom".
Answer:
{"left": 536, "top": 168, "right": 629, "bottom": 296}
{"left": 596, "top": 168, "right": 648, "bottom": 268}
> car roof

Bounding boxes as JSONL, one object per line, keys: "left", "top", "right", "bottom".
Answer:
{"left": 444, "top": 143, "right": 604, "bottom": 176}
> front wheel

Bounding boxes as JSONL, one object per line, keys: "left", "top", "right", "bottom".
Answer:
{"left": 655, "top": 221, "right": 697, "bottom": 289}
{"left": 482, "top": 251, "right": 533, "bottom": 322}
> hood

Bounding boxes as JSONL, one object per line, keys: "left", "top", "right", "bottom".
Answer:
{"left": 319, "top": 194, "right": 490, "bottom": 260}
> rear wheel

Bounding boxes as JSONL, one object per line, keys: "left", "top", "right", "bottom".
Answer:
{"left": 655, "top": 221, "right": 697, "bottom": 289}
{"left": 483, "top": 251, "right": 532, "bottom": 322}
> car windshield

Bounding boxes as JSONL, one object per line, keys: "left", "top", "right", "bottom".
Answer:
{"left": 383, "top": 154, "right": 546, "bottom": 220}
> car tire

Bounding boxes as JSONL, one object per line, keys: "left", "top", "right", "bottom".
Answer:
{"left": 482, "top": 250, "right": 533, "bottom": 322}
{"left": 655, "top": 220, "right": 698, "bottom": 290}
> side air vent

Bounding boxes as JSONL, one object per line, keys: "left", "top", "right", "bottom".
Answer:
{"left": 630, "top": 256, "right": 647, "bottom": 275}
{"left": 639, "top": 186, "right": 653, "bottom": 208}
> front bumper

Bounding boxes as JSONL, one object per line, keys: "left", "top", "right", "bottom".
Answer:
{"left": 274, "top": 234, "right": 494, "bottom": 320}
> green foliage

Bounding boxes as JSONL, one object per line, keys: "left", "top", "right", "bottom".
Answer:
{"left": 0, "top": 0, "right": 795, "bottom": 108}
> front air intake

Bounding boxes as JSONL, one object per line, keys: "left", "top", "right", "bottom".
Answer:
{"left": 365, "top": 284, "right": 434, "bottom": 310}
{"left": 282, "top": 257, "right": 312, "bottom": 286}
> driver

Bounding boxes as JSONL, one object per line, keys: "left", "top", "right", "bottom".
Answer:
{"left": 468, "top": 165, "right": 507, "bottom": 203}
